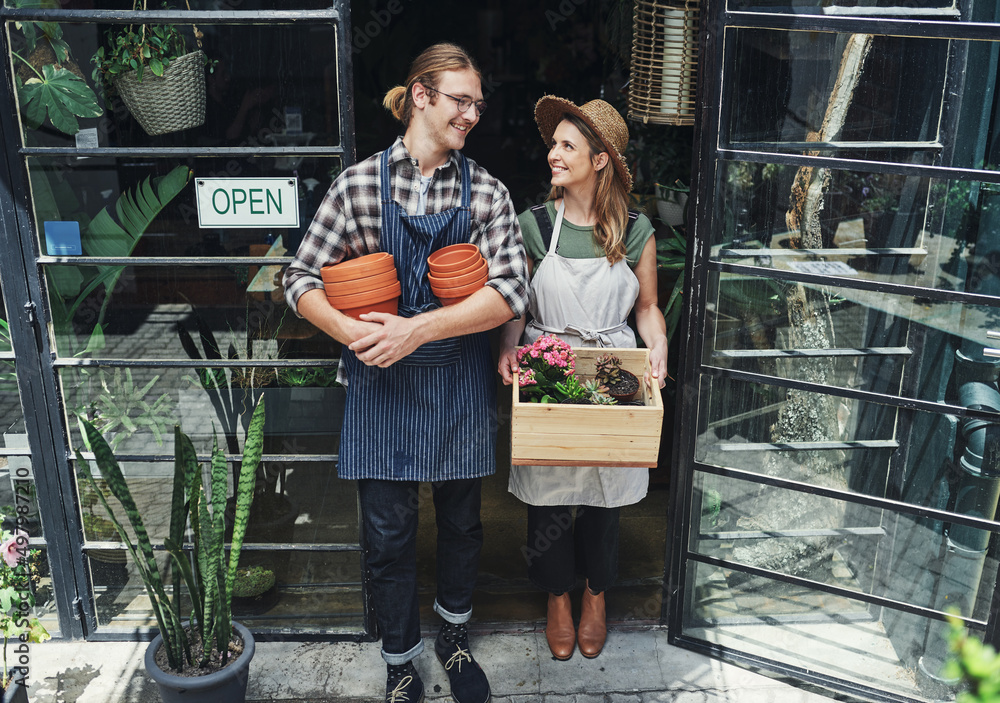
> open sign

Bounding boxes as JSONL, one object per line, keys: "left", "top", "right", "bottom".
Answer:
{"left": 196, "top": 177, "right": 300, "bottom": 228}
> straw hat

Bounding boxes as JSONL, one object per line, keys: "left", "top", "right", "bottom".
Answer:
{"left": 533, "top": 95, "right": 633, "bottom": 192}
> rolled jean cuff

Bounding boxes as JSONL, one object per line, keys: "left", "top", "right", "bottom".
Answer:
{"left": 381, "top": 639, "right": 423, "bottom": 666}
{"left": 434, "top": 599, "right": 472, "bottom": 624}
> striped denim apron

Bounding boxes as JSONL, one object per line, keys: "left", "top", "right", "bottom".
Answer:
{"left": 338, "top": 150, "right": 497, "bottom": 481}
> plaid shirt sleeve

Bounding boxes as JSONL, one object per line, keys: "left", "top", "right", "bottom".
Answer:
{"left": 466, "top": 159, "right": 530, "bottom": 319}
{"left": 283, "top": 156, "right": 381, "bottom": 316}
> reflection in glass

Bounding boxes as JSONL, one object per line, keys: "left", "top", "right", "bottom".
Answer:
{"left": 725, "top": 29, "right": 947, "bottom": 155}
{"left": 11, "top": 22, "right": 341, "bottom": 150}
{"left": 682, "top": 558, "right": 974, "bottom": 701}
{"left": 703, "top": 271, "right": 1000, "bottom": 402}
{"left": 92, "top": 549, "right": 363, "bottom": 631}
{"left": 728, "top": 0, "right": 954, "bottom": 10}
{"left": 690, "top": 472, "right": 997, "bottom": 619}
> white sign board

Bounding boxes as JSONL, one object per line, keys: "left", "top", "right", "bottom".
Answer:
{"left": 196, "top": 177, "right": 299, "bottom": 228}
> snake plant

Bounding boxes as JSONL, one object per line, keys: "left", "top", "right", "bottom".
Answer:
{"left": 75, "top": 396, "right": 265, "bottom": 672}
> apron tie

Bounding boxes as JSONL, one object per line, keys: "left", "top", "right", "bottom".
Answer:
{"left": 529, "top": 320, "right": 631, "bottom": 348}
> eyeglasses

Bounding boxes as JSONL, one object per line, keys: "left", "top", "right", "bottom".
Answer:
{"left": 425, "top": 87, "right": 487, "bottom": 116}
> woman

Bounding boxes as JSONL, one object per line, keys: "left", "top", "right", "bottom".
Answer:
{"left": 498, "top": 96, "right": 668, "bottom": 661}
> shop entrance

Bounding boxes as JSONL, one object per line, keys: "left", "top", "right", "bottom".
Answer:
{"left": 669, "top": 3, "right": 1000, "bottom": 702}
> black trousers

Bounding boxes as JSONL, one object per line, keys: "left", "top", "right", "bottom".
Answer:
{"left": 524, "top": 503, "right": 620, "bottom": 594}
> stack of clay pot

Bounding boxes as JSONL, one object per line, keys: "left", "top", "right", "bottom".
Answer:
{"left": 321, "top": 253, "right": 401, "bottom": 320}
{"left": 427, "top": 243, "right": 488, "bottom": 305}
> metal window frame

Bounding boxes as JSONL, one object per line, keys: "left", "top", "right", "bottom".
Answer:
{"left": 0, "top": 1, "right": 371, "bottom": 641}
{"left": 667, "top": 3, "right": 1000, "bottom": 700}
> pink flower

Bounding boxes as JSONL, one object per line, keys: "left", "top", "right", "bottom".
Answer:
{"left": 1, "top": 531, "right": 27, "bottom": 567}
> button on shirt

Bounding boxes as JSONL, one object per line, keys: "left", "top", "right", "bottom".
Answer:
{"left": 284, "top": 137, "right": 529, "bottom": 318}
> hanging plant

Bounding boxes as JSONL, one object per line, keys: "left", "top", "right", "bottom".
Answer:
{"left": 90, "top": 1, "right": 216, "bottom": 135}
{"left": 9, "top": 0, "right": 103, "bottom": 136}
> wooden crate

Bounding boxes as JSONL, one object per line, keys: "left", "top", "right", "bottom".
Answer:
{"left": 511, "top": 347, "right": 664, "bottom": 467}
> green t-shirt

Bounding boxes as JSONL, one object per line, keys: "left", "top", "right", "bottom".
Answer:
{"left": 517, "top": 201, "right": 655, "bottom": 270}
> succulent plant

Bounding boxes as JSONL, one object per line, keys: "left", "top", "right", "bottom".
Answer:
{"left": 594, "top": 353, "right": 625, "bottom": 385}
{"left": 582, "top": 379, "right": 616, "bottom": 405}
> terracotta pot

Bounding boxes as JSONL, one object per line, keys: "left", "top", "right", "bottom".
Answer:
{"left": 321, "top": 252, "right": 394, "bottom": 283}
{"left": 432, "top": 275, "right": 488, "bottom": 305}
{"left": 427, "top": 259, "right": 488, "bottom": 288}
{"left": 324, "top": 268, "right": 398, "bottom": 297}
{"left": 429, "top": 255, "right": 485, "bottom": 279}
{"left": 428, "top": 244, "right": 483, "bottom": 274}
{"left": 327, "top": 280, "right": 402, "bottom": 320}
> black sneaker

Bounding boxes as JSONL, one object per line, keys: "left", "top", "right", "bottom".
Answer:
{"left": 434, "top": 622, "right": 491, "bottom": 703}
{"left": 385, "top": 661, "right": 424, "bottom": 703}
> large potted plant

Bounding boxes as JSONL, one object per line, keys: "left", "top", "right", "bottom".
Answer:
{"left": 76, "top": 398, "right": 265, "bottom": 703}
{"left": 91, "top": 0, "right": 214, "bottom": 136}
{"left": 0, "top": 518, "right": 50, "bottom": 703}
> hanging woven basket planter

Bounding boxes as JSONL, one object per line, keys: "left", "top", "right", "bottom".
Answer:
{"left": 113, "top": 49, "right": 207, "bottom": 136}
{"left": 629, "top": 0, "right": 700, "bottom": 126}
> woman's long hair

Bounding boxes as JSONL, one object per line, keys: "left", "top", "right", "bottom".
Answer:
{"left": 547, "top": 114, "right": 630, "bottom": 264}
{"left": 383, "top": 43, "right": 481, "bottom": 126}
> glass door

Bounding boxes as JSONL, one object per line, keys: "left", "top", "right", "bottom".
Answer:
{"left": 671, "top": 1, "right": 1000, "bottom": 701}
{"left": 1, "top": 0, "right": 368, "bottom": 640}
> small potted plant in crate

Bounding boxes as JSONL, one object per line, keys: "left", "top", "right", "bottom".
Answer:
{"left": 594, "top": 353, "right": 641, "bottom": 403}
{"left": 0, "top": 519, "right": 50, "bottom": 703}
{"left": 511, "top": 335, "right": 663, "bottom": 467}
{"left": 92, "top": 0, "right": 216, "bottom": 136}
{"left": 76, "top": 398, "right": 265, "bottom": 703}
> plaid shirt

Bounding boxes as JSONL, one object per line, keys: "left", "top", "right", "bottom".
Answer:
{"left": 284, "top": 137, "right": 528, "bottom": 318}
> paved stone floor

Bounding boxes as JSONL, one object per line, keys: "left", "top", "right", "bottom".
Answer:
{"left": 27, "top": 628, "right": 854, "bottom": 703}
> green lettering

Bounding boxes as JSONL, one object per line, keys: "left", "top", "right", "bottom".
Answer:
{"left": 249, "top": 188, "right": 264, "bottom": 214}
{"left": 211, "top": 189, "right": 230, "bottom": 214}
{"left": 232, "top": 189, "right": 248, "bottom": 212}
{"left": 266, "top": 189, "right": 282, "bottom": 214}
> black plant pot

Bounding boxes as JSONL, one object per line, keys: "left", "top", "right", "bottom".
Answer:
{"left": 145, "top": 622, "right": 255, "bottom": 703}
{"left": 3, "top": 677, "right": 28, "bottom": 703}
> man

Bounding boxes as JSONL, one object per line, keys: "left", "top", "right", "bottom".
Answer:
{"left": 283, "top": 43, "right": 528, "bottom": 703}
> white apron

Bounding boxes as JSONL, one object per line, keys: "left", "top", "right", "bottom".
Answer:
{"left": 509, "top": 202, "right": 650, "bottom": 508}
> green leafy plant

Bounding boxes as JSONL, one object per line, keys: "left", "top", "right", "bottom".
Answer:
{"left": 945, "top": 612, "right": 1000, "bottom": 702}
{"left": 49, "top": 164, "right": 192, "bottom": 358}
{"left": 86, "top": 368, "right": 174, "bottom": 451}
{"left": 10, "top": 0, "right": 103, "bottom": 136}
{"left": 0, "top": 517, "right": 50, "bottom": 690}
{"left": 91, "top": 1, "right": 215, "bottom": 92}
{"left": 656, "top": 223, "right": 687, "bottom": 343}
{"left": 232, "top": 566, "right": 275, "bottom": 599}
{"left": 75, "top": 397, "right": 265, "bottom": 673}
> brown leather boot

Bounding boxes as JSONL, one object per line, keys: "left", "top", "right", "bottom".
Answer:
{"left": 578, "top": 586, "right": 607, "bottom": 658}
{"left": 545, "top": 592, "right": 575, "bottom": 660}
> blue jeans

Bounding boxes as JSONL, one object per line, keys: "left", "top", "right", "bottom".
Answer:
{"left": 358, "top": 478, "right": 484, "bottom": 665}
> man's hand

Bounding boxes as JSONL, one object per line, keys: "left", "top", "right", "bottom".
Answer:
{"left": 349, "top": 312, "right": 426, "bottom": 367}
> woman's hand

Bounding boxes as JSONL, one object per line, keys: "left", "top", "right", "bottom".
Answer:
{"left": 498, "top": 346, "right": 518, "bottom": 385}
{"left": 646, "top": 337, "right": 669, "bottom": 389}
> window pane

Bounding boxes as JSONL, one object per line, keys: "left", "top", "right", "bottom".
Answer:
{"left": 28, "top": 155, "right": 340, "bottom": 258}
{"left": 728, "top": 0, "right": 961, "bottom": 14}
{"left": 682, "top": 557, "right": 972, "bottom": 701}
{"left": 691, "top": 472, "right": 998, "bottom": 620}
{"left": 713, "top": 161, "right": 1000, "bottom": 296}
{"left": 90, "top": 549, "right": 363, "bottom": 632}
{"left": 48, "top": 263, "right": 339, "bottom": 362}
{"left": 704, "top": 271, "right": 1000, "bottom": 403}
{"left": 5, "top": 1, "right": 333, "bottom": 8}
{"left": 11, "top": 22, "right": 341, "bottom": 149}
{"left": 695, "top": 374, "right": 1000, "bottom": 518}
{"left": 724, "top": 30, "right": 947, "bottom": 158}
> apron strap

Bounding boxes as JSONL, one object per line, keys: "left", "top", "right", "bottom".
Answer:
{"left": 529, "top": 319, "right": 632, "bottom": 347}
